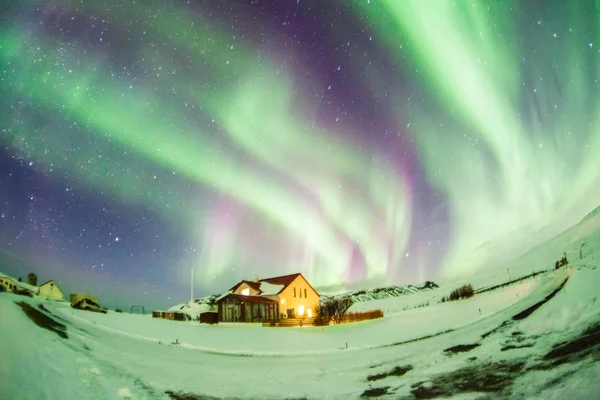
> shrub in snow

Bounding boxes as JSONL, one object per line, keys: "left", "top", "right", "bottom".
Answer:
{"left": 315, "top": 296, "right": 354, "bottom": 325}
{"left": 446, "top": 284, "right": 474, "bottom": 302}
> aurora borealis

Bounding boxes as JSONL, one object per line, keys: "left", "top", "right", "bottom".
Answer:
{"left": 1, "top": 1, "right": 599, "bottom": 308}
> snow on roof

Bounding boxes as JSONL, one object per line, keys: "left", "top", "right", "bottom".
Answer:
{"left": 166, "top": 301, "right": 215, "bottom": 319}
{"left": 259, "top": 282, "right": 284, "bottom": 296}
{"left": 0, "top": 271, "right": 38, "bottom": 292}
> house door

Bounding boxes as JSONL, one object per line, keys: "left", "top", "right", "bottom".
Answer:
{"left": 286, "top": 308, "right": 295, "bottom": 318}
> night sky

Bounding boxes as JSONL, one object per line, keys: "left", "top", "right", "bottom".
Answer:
{"left": 1, "top": 0, "right": 599, "bottom": 310}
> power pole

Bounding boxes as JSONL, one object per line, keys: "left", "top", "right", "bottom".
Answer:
{"left": 191, "top": 264, "right": 194, "bottom": 304}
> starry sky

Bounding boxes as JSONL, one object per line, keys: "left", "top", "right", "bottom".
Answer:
{"left": 1, "top": 0, "right": 599, "bottom": 310}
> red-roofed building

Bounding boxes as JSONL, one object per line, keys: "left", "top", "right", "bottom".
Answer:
{"left": 217, "top": 273, "right": 320, "bottom": 323}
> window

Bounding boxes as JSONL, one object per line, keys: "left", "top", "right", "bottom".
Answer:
{"left": 304, "top": 288, "right": 307, "bottom": 298}
{"left": 293, "top": 287, "right": 296, "bottom": 297}
{"left": 241, "top": 288, "right": 250, "bottom": 296}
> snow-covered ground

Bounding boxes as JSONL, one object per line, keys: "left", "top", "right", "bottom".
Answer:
{"left": 1, "top": 209, "right": 599, "bottom": 399}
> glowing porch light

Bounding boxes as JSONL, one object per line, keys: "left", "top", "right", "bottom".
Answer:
{"left": 241, "top": 288, "right": 250, "bottom": 296}
{"left": 298, "top": 305, "right": 305, "bottom": 316}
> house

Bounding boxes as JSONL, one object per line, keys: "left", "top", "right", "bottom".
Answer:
{"left": 0, "top": 274, "right": 18, "bottom": 293}
{"left": 0, "top": 272, "right": 37, "bottom": 295}
{"left": 38, "top": 280, "right": 64, "bottom": 300}
{"left": 217, "top": 273, "right": 320, "bottom": 323}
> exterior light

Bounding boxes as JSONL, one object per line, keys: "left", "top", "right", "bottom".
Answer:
{"left": 281, "top": 299, "right": 285, "bottom": 304}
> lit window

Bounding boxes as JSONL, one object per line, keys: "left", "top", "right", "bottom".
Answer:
{"left": 281, "top": 298, "right": 285, "bottom": 305}
{"left": 298, "top": 305, "right": 305, "bottom": 316}
{"left": 241, "top": 288, "right": 250, "bottom": 296}
{"left": 307, "top": 308, "right": 312, "bottom": 318}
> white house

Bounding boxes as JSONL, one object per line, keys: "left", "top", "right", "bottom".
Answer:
{"left": 38, "top": 280, "right": 64, "bottom": 300}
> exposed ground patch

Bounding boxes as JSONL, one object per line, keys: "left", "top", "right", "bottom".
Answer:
{"left": 367, "top": 365, "right": 413, "bottom": 382}
{"left": 165, "top": 391, "right": 307, "bottom": 400}
{"left": 535, "top": 323, "right": 600, "bottom": 369}
{"left": 16, "top": 301, "right": 68, "bottom": 339}
{"left": 501, "top": 344, "right": 534, "bottom": 352}
{"left": 443, "top": 344, "right": 480, "bottom": 354}
{"left": 361, "top": 386, "right": 390, "bottom": 398}
{"left": 410, "top": 360, "right": 525, "bottom": 399}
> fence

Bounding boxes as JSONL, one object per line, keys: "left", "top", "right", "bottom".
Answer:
{"left": 313, "top": 309, "right": 384, "bottom": 326}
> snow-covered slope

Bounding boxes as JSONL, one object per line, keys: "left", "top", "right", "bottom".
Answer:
{"left": 327, "top": 280, "right": 439, "bottom": 302}
{"left": 1, "top": 207, "right": 599, "bottom": 399}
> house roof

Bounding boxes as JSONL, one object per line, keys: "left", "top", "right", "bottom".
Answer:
{"left": 0, "top": 272, "right": 38, "bottom": 292}
{"left": 39, "top": 280, "right": 58, "bottom": 287}
{"left": 259, "top": 273, "right": 319, "bottom": 296}
{"left": 228, "top": 280, "right": 261, "bottom": 292}
{"left": 217, "top": 293, "right": 278, "bottom": 305}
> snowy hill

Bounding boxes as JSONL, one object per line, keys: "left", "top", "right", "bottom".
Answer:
{"left": 326, "top": 280, "right": 439, "bottom": 303}
{"left": 166, "top": 295, "right": 218, "bottom": 320}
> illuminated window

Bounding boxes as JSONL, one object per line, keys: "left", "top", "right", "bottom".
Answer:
{"left": 281, "top": 298, "right": 285, "bottom": 305}
{"left": 241, "top": 288, "right": 250, "bottom": 296}
{"left": 307, "top": 308, "right": 312, "bottom": 318}
{"left": 298, "top": 305, "right": 305, "bottom": 316}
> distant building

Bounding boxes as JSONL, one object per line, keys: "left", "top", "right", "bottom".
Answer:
{"left": 0, "top": 272, "right": 37, "bottom": 295}
{"left": 38, "top": 280, "right": 64, "bottom": 300}
{"left": 27, "top": 273, "right": 38, "bottom": 286}
{"left": 217, "top": 273, "right": 320, "bottom": 323}
{"left": 0, "top": 275, "right": 18, "bottom": 293}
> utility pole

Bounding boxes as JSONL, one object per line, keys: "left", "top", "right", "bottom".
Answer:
{"left": 191, "top": 264, "right": 194, "bottom": 304}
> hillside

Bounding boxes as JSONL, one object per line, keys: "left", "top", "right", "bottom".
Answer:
{"left": 326, "top": 280, "right": 439, "bottom": 302}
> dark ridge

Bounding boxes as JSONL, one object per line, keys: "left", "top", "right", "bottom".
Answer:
{"left": 443, "top": 344, "right": 480, "bottom": 354}
{"left": 481, "top": 321, "right": 510, "bottom": 339}
{"left": 381, "top": 329, "right": 454, "bottom": 348}
{"left": 501, "top": 344, "right": 535, "bottom": 352}
{"left": 543, "top": 324, "right": 600, "bottom": 362}
{"left": 410, "top": 361, "right": 526, "bottom": 399}
{"left": 165, "top": 392, "right": 221, "bottom": 400}
{"left": 165, "top": 391, "right": 307, "bottom": 400}
{"left": 512, "top": 278, "right": 569, "bottom": 321}
{"left": 38, "top": 304, "right": 68, "bottom": 322}
{"left": 15, "top": 301, "right": 68, "bottom": 339}
{"left": 475, "top": 270, "right": 549, "bottom": 295}
{"left": 361, "top": 387, "right": 390, "bottom": 398}
{"left": 367, "top": 365, "right": 413, "bottom": 382}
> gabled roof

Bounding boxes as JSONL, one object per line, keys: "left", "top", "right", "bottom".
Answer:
{"left": 228, "top": 280, "right": 261, "bottom": 292}
{"left": 259, "top": 273, "right": 319, "bottom": 296}
{"left": 39, "top": 280, "right": 59, "bottom": 287}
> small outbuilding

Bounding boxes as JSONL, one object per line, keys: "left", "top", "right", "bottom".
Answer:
{"left": 199, "top": 311, "right": 218, "bottom": 324}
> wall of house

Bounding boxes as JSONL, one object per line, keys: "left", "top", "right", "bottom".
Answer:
{"left": 0, "top": 277, "right": 17, "bottom": 292}
{"left": 277, "top": 275, "right": 319, "bottom": 318}
{"left": 232, "top": 282, "right": 260, "bottom": 296}
{"left": 39, "top": 282, "right": 64, "bottom": 300}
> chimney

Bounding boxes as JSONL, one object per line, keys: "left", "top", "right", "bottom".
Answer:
{"left": 253, "top": 274, "right": 259, "bottom": 282}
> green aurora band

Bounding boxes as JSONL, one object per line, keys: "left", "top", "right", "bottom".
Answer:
{"left": 353, "top": 0, "right": 600, "bottom": 277}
